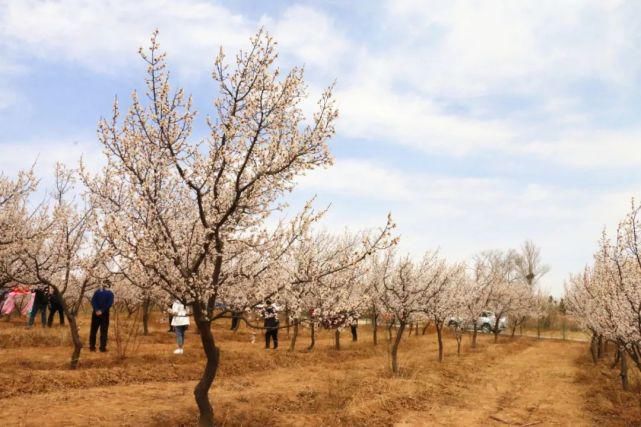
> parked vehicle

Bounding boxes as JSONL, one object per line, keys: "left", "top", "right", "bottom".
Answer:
{"left": 447, "top": 311, "right": 507, "bottom": 333}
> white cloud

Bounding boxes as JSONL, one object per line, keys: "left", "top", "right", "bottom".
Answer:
{"left": 0, "top": 0, "right": 252, "bottom": 76}
{"left": 296, "top": 158, "right": 591, "bottom": 221}
{"left": 297, "top": 158, "right": 414, "bottom": 201}
{"left": 260, "top": 5, "right": 352, "bottom": 73}
{"left": 0, "top": 1, "right": 355, "bottom": 78}
{"left": 310, "top": 0, "right": 641, "bottom": 169}
{"left": 3, "top": 1, "right": 641, "bottom": 171}
{"left": 0, "top": 137, "right": 102, "bottom": 177}
{"left": 524, "top": 130, "right": 641, "bottom": 168}
{"left": 0, "top": 1, "right": 352, "bottom": 112}
{"left": 0, "top": 136, "right": 104, "bottom": 208}
{"left": 293, "top": 158, "right": 641, "bottom": 296}
{"left": 334, "top": 79, "right": 641, "bottom": 169}
{"left": 0, "top": 87, "right": 18, "bottom": 111}
{"left": 384, "top": 0, "right": 639, "bottom": 97}
{"left": 336, "top": 81, "right": 515, "bottom": 156}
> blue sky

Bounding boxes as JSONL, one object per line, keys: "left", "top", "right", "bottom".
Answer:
{"left": 3, "top": 0, "right": 641, "bottom": 296}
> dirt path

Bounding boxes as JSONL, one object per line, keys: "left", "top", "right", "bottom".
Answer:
{"left": 398, "top": 339, "right": 591, "bottom": 426}
{"left": 475, "top": 342, "right": 589, "bottom": 425}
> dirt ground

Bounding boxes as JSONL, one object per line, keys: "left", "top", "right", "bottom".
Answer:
{"left": 0, "top": 314, "right": 639, "bottom": 426}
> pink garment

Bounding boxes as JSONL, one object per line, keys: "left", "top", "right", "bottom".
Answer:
{"left": 0, "top": 291, "right": 33, "bottom": 316}
{"left": 1, "top": 292, "right": 15, "bottom": 315}
{"left": 22, "top": 293, "right": 35, "bottom": 316}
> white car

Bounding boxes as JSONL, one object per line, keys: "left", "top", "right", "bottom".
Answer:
{"left": 447, "top": 311, "right": 507, "bottom": 333}
{"left": 477, "top": 311, "right": 508, "bottom": 333}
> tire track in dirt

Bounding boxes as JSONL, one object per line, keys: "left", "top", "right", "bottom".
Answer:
{"left": 398, "top": 339, "right": 591, "bottom": 426}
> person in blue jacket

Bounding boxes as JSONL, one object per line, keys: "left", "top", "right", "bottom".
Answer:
{"left": 89, "top": 281, "right": 114, "bottom": 352}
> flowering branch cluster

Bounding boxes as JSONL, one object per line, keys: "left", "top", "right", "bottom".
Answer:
{"left": 567, "top": 200, "right": 641, "bottom": 373}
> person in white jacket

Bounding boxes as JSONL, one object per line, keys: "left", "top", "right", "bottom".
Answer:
{"left": 168, "top": 300, "right": 190, "bottom": 354}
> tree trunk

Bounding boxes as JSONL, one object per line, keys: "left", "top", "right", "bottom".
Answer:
{"left": 422, "top": 321, "right": 430, "bottom": 335}
{"left": 307, "top": 323, "right": 315, "bottom": 351}
{"left": 125, "top": 301, "right": 135, "bottom": 318}
{"left": 493, "top": 318, "right": 501, "bottom": 343}
{"left": 288, "top": 320, "right": 298, "bottom": 352}
{"left": 412, "top": 322, "right": 419, "bottom": 335}
{"left": 510, "top": 321, "right": 517, "bottom": 338}
{"left": 192, "top": 304, "right": 220, "bottom": 427}
{"left": 66, "top": 312, "right": 83, "bottom": 370}
{"left": 626, "top": 343, "right": 641, "bottom": 372}
{"left": 628, "top": 344, "right": 641, "bottom": 371}
{"left": 285, "top": 304, "right": 290, "bottom": 338}
{"left": 142, "top": 297, "right": 150, "bottom": 336}
{"left": 597, "top": 335, "right": 603, "bottom": 358}
{"left": 611, "top": 348, "right": 621, "bottom": 369}
{"left": 621, "top": 348, "right": 629, "bottom": 391}
{"left": 387, "top": 319, "right": 395, "bottom": 341}
{"left": 58, "top": 284, "right": 89, "bottom": 370}
{"left": 335, "top": 329, "right": 340, "bottom": 350}
{"left": 472, "top": 323, "right": 478, "bottom": 348}
{"left": 390, "top": 321, "right": 406, "bottom": 374}
{"left": 537, "top": 318, "right": 541, "bottom": 339}
{"left": 590, "top": 334, "right": 598, "bottom": 364}
{"left": 372, "top": 307, "right": 378, "bottom": 346}
{"left": 436, "top": 319, "right": 444, "bottom": 362}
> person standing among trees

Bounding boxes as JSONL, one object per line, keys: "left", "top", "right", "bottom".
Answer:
{"left": 47, "top": 286, "right": 64, "bottom": 327}
{"left": 263, "top": 300, "right": 279, "bottom": 350}
{"left": 350, "top": 319, "right": 358, "bottom": 342}
{"left": 168, "top": 299, "right": 190, "bottom": 354}
{"left": 230, "top": 310, "right": 241, "bottom": 330}
{"left": 28, "top": 284, "right": 48, "bottom": 328}
{"left": 89, "top": 281, "right": 114, "bottom": 352}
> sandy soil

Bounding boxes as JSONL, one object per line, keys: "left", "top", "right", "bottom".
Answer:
{"left": 0, "top": 316, "right": 638, "bottom": 426}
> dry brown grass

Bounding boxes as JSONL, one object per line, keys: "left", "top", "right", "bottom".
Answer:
{"left": 574, "top": 349, "right": 641, "bottom": 426}
{"left": 0, "top": 313, "right": 640, "bottom": 426}
{"left": 0, "top": 322, "right": 73, "bottom": 348}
